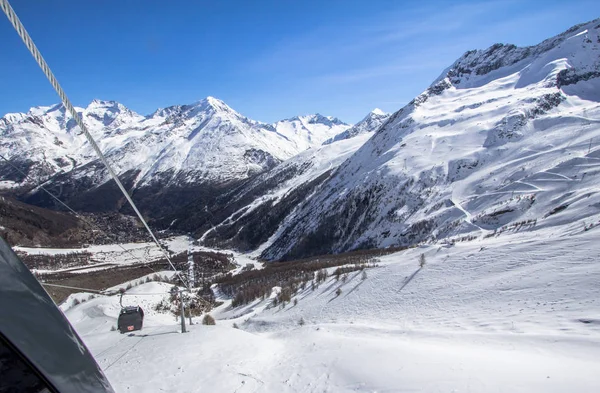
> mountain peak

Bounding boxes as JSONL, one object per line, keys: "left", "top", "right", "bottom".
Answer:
{"left": 88, "top": 99, "right": 121, "bottom": 108}
{"left": 85, "top": 99, "right": 138, "bottom": 117}
{"left": 283, "top": 113, "right": 348, "bottom": 127}
{"left": 205, "top": 96, "right": 225, "bottom": 106}
{"left": 440, "top": 18, "right": 600, "bottom": 89}
{"left": 312, "top": 113, "right": 347, "bottom": 126}
{"left": 322, "top": 108, "right": 391, "bottom": 145}
{"left": 27, "top": 104, "right": 59, "bottom": 116}
{"left": 191, "top": 96, "right": 237, "bottom": 115}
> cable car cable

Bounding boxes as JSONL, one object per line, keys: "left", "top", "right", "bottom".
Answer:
{"left": 0, "top": 0, "right": 190, "bottom": 291}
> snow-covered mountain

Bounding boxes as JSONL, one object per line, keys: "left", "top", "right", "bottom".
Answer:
{"left": 4, "top": 20, "right": 600, "bottom": 261}
{"left": 323, "top": 108, "right": 390, "bottom": 145}
{"left": 100, "top": 97, "right": 300, "bottom": 185}
{"left": 0, "top": 100, "right": 143, "bottom": 185}
{"left": 170, "top": 131, "right": 375, "bottom": 251}
{"left": 0, "top": 97, "right": 344, "bottom": 187}
{"left": 261, "top": 19, "right": 600, "bottom": 260}
{"left": 0, "top": 97, "right": 352, "bottom": 216}
{"left": 273, "top": 114, "right": 350, "bottom": 151}
{"left": 155, "top": 109, "right": 385, "bottom": 248}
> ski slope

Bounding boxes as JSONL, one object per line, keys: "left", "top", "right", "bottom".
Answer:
{"left": 65, "top": 225, "right": 600, "bottom": 392}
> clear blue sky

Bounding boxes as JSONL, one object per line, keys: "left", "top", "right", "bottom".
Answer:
{"left": 0, "top": 0, "right": 598, "bottom": 123}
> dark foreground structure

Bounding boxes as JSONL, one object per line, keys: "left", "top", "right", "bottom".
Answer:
{"left": 0, "top": 235, "right": 114, "bottom": 393}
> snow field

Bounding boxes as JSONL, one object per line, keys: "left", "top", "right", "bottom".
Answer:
{"left": 65, "top": 225, "right": 600, "bottom": 392}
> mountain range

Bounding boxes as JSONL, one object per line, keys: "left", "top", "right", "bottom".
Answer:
{"left": 0, "top": 97, "right": 350, "bottom": 187}
{"left": 1, "top": 19, "right": 600, "bottom": 261}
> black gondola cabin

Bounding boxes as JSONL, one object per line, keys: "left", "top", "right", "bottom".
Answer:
{"left": 117, "top": 306, "right": 144, "bottom": 333}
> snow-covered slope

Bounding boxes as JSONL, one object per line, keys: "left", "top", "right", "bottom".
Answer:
{"left": 193, "top": 132, "right": 374, "bottom": 251}
{"left": 323, "top": 108, "right": 390, "bottom": 145}
{"left": 262, "top": 19, "right": 600, "bottom": 260}
{"left": 64, "top": 224, "right": 600, "bottom": 392}
{"left": 273, "top": 114, "right": 350, "bottom": 151}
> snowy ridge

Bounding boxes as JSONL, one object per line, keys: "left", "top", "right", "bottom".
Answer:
{"left": 273, "top": 113, "right": 350, "bottom": 151}
{"left": 441, "top": 20, "right": 600, "bottom": 89}
{"left": 323, "top": 109, "right": 390, "bottom": 145}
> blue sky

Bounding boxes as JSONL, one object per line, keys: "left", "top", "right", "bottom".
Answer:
{"left": 0, "top": 0, "right": 598, "bottom": 123}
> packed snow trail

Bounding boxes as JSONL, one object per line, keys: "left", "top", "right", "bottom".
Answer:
{"left": 79, "top": 323, "right": 600, "bottom": 393}
{"left": 450, "top": 192, "right": 485, "bottom": 235}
